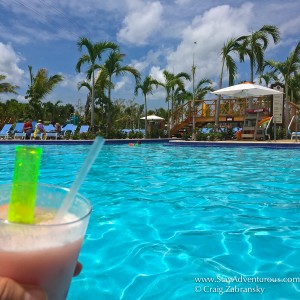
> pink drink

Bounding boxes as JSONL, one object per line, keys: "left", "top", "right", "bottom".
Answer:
{"left": 0, "top": 184, "right": 92, "bottom": 300}
{"left": 0, "top": 238, "right": 82, "bottom": 299}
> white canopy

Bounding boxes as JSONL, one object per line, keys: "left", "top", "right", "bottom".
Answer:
{"left": 140, "top": 114, "right": 165, "bottom": 121}
{"left": 212, "top": 82, "right": 283, "bottom": 98}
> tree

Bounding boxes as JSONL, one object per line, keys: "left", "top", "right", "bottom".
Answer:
{"left": 264, "top": 41, "right": 300, "bottom": 132}
{"left": 237, "top": 25, "right": 280, "bottom": 83}
{"left": 134, "top": 75, "right": 161, "bottom": 138}
{"left": 194, "top": 78, "right": 213, "bottom": 99}
{"left": 215, "top": 38, "right": 240, "bottom": 129}
{"left": 2, "top": 99, "right": 24, "bottom": 121}
{"left": 289, "top": 73, "right": 300, "bottom": 103}
{"left": 42, "top": 100, "right": 62, "bottom": 121}
{"left": 258, "top": 71, "right": 278, "bottom": 86}
{"left": 0, "top": 75, "right": 19, "bottom": 94}
{"left": 76, "top": 37, "right": 119, "bottom": 130}
{"left": 77, "top": 80, "right": 92, "bottom": 122}
{"left": 99, "top": 51, "right": 141, "bottom": 133}
{"left": 162, "top": 70, "right": 191, "bottom": 137}
{"left": 25, "top": 66, "right": 63, "bottom": 119}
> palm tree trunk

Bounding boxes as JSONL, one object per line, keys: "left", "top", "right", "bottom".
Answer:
{"left": 91, "top": 69, "right": 95, "bottom": 131}
{"left": 107, "top": 76, "right": 112, "bottom": 135}
{"left": 250, "top": 59, "right": 254, "bottom": 83}
{"left": 144, "top": 94, "right": 147, "bottom": 139}
{"left": 167, "top": 99, "right": 170, "bottom": 138}
{"left": 249, "top": 59, "right": 254, "bottom": 109}
{"left": 215, "top": 63, "right": 224, "bottom": 130}
{"left": 171, "top": 90, "right": 174, "bottom": 129}
{"left": 284, "top": 81, "right": 289, "bottom": 136}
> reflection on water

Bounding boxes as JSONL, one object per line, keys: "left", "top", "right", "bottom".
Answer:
{"left": 1, "top": 144, "right": 300, "bottom": 299}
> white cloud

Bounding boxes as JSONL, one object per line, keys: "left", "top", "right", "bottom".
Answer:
{"left": 0, "top": 42, "right": 24, "bottom": 84}
{"left": 115, "top": 77, "right": 129, "bottom": 91}
{"left": 149, "top": 66, "right": 165, "bottom": 83}
{"left": 280, "top": 18, "right": 300, "bottom": 38}
{"left": 1, "top": 0, "right": 299, "bottom": 110}
{"left": 60, "top": 72, "right": 86, "bottom": 89}
{"left": 163, "top": 3, "right": 253, "bottom": 85}
{"left": 132, "top": 48, "right": 169, "bottom": 73}
{"left": 117, "top": 1, "right": 163, "bottom": 45}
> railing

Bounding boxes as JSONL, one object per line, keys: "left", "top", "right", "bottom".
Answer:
{"left": 265, "top": 116, "right": 274, "bottom": 140}
{"left": 172, "top": 97, "right": 271, "bottom": 130}
{"left": 288, "top": 102, "right": 300, "bottom": 119}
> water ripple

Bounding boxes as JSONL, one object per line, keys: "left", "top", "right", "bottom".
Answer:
{"left": 1, "top": 144, "right": 300, "bottom": 299}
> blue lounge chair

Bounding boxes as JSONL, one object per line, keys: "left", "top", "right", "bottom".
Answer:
{"left": 45, "top": 124, "right": 58, "bottom": 140}
{"left": 30, "top": 132, "right": 44, "bottom": 140}
{"left": 30, "top": 122, "right": 48, "bottom": 140}
{"left": 291, "top": 131, "right": 300, "bottom": 140}
{"left": 61, "top": 124, "right": 77, "bottom": 137}
{"left": 13, "top": 122, "right": 26, "bottom": 139}
{"left": 79, "top": 125, "right": 89, "bottom": 134}
{"left": 0, "top": 124, "right": 13, "bottom": 139}
{"left": 13, "top": 122, "right": 24, "bottom": 133}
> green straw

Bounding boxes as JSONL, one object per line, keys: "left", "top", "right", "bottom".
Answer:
{"left": 8, "top": 146, "right": 42, "bottom": 224}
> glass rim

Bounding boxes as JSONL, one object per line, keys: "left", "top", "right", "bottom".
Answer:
{"left": 0, "top": 182, "right": 92, "bottom": 227}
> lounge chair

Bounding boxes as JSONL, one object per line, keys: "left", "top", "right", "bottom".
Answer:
{"left": 30, "top": 122, "right": 47, "bottom": 140}
{"left": 13, "top": 122, "right": 24, "bottom": 133}
{"left": 79, "top": 125, "right": 89, "bottom": 134}
{"left": 0, "top": 124, "right": 13, "bottom": 139}
{"left": 61, "top": 124, "right": 77, "bottom": 137}
{"left": 30, "top": 132, "right": 44, "bottom": 140}
{"left": 45, "top": 124, "right": 58, "bottom": 140}
{"left": 288, "top": 115, "right": 300, "bottom": 140}
{"left": 291, "top": 132, "right": 300, "bottom": 140}
{"left": 13, "top": 122, "right": 26, "bottom": 139}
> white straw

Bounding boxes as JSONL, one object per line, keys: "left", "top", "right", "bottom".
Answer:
{"left": 55, "top": 137, "right": 104, "bottom": 221}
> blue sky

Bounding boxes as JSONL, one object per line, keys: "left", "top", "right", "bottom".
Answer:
{"left": 0, "top": 0, "right": 299, "bottom": 110}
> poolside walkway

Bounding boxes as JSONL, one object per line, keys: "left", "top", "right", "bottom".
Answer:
{"left": 165, "top": 138, "right": 300, "bottom": 149}
{"left": 1, "top": 138, "right": 300, "bottom": 148}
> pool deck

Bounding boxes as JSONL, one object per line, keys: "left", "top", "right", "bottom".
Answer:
{"left": 1, "top": 138, "right": 300, "bottom": 148}
{"left": 165, "top": 139, "right": 300, "bottom": 149}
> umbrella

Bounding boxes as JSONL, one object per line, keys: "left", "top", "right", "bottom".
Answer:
{"left": 211, "top": 82, "right": 283, "bottom": 97}
{"left": 140, "top": 114, "right": 164, "bottom": 121}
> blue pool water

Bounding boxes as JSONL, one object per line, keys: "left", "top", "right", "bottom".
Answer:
{"left": 1, "top": 144, "right": 300, "bottom": 299}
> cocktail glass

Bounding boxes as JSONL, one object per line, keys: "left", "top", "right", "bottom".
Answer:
{"left": 0, "top": 183, "right": 92, "bottom": 300}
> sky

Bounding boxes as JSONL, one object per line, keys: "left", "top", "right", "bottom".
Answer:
{"left": 0, "top": 0, "right": 299, "bottom": 111}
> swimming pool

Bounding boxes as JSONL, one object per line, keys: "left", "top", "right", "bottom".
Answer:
{"left": 1, "top": 144, "right": 300, "bottom": 299}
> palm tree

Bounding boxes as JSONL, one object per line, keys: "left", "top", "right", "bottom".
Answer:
{"left": 25, "top": 66, "right": 63, "bottom": 119}
{"left": 99, "top": 51, "right": 141, "bottom": 133}
{"left": 215, "top": 38, "right": 240, "bottom": 129}
{"left": 174, "top": 88, "right": 191, "bottom": 107}
{"left": 77, "top": 80, "right": 92, "bottom": 121}
{"left": 194, "top": 78, "right": 213, "bottom": 99}
{"left": 289, "top": 73, "right": 300, "bottom": 103}
{"left": 76, "top": 37, "right": 119, "bottom": 130}
{"left": 264, "top": 41, "right": 300, "bottom": 132}
{"left": 258, "top": 71, "right": 278, "bottom": 86}
{"left": 0, "top": 75, "right": 19, "bottom": 94}
{"left": 237, "top": 25, "right": 280, "bottom": 83}
{"left": 134, "top": 75, "right": 161, "bottom": 138}
{"left": 162, "top": 70, "right": 191, "bottom": 137}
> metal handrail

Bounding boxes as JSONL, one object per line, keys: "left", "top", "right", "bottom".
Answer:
{"left": 264, "top": 116, "right": 273, "bottom": 141}
{"left": 288, "top": 115, "right": 299, "bottom": 141}
{"left": 288, "top": 115, "right": 295, "bottom": 133}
